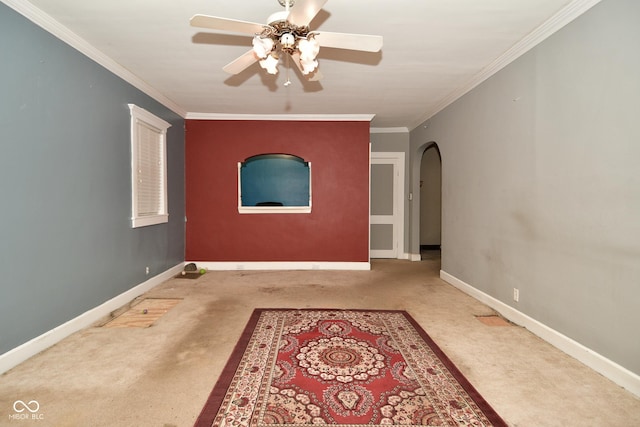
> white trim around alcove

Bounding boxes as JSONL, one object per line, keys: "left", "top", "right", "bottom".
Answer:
{"left": 440, "top": 270, "right": 640, "bottom": 398}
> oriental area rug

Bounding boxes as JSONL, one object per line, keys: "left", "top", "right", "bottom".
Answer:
{"left": 195, "top": 309, "right": 507, "bottom": 427}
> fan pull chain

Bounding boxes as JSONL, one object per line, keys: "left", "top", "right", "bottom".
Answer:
{"left": 284, "top": 54, "right": 292, "bottom": 86}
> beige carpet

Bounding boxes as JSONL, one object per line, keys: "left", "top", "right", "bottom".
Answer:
{"left": 1, "top": 256, "right": 639, "bottom": 426}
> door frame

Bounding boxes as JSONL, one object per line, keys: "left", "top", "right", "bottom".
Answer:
{"left": 370, "top": 152, "right": 405, "bottom": 259}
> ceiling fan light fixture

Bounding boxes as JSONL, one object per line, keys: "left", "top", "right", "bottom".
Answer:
{"left": 259, "top": 54, "right": 279, "bottom": 74}
{"left": 298, "top": 36, "right": 319, "bottom": 59}
{"left": 298, "top": 37, "right": 320, "bottom": 74}
{"left": 253, "top": 24, "right": 320, "bottom": 77}
{"left": 190, "top": 0, "right": 383, "bottom": 82}
{"left": 280, "top": 32, "right": 296, "bottom": 49}
{"left": 299, "top": 58, "right": 318, "bottom": 75}
{"left": 252, "top": 36, "right": 275, "bottom": 59}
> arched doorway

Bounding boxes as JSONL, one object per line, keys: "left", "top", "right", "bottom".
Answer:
{"left": 419, "top": 143, "right": 441, "bottom": 260}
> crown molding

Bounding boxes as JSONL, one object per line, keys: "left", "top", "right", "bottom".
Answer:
{"left": 408, "top": 0, "right": 602, "bottom": 131}
{"left": 2, "top": 0, "right": 187, "bottom": 118}
{"left": 370, "top": 127, "right": 409, "bottom": 134}
{"left": 185, "top": 113, "right": 376, "bottom": 122}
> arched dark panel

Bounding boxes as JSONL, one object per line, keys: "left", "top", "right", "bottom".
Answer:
{"left": 240, "top": 154, "right": 310, "bottom": 207}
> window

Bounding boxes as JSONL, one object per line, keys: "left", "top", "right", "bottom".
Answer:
{"left": 238, "top": 154, "right": 312, "bottom": 214}
{"left": 128, "top": 104, "right": 171, "bottom": 227}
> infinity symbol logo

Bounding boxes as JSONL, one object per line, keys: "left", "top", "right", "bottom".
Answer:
{"left": 13, "top": 400, "right": 40, "bottom": 413}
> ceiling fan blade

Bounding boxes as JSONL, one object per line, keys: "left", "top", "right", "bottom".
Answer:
{"left": 290, "top": 52, "right": 323, "bottom": 81}
{"left": 190, "top": 14, "right": 265, "bottom": 35}
{"left": 307, "top": 68, "right": 323, "bottom": 82}
{"left": 223, "top": 50, "right": 259, "bottom": 74}
{"left": 314, "top": 31, "right": 383, "bottom": 52}
{"left": 287, "top": 0, "right": 328, "bottom": 26}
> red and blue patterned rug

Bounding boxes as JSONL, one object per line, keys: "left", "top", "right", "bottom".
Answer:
{"left": 195, "top": 309, "right": 507, "bottom": 427}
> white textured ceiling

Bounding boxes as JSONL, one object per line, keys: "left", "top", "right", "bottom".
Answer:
{"left": 10, "top": 0, "right": 597, "bottom": 129}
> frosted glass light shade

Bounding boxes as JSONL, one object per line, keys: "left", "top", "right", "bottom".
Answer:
{"left": 298, "top": 37, "right": 320, "bottom": 74}
{"left": 252, "top": 36, "right": 274, "bottom": 59}
{"left": 259, "top": 54, "right": 279, "bottom": 74}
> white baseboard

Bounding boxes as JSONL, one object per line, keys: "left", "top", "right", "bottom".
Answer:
{"left": 440, "top": 270, "right": 640, "bottom": 398}
{"left": 191, "top": 261, "right": 370, "bottom": 271}
{"left": 409, "top": 253, "right": 422, "bottom": 261}
{"left": 0, "top": 263, "right": 184, "bottom": 375}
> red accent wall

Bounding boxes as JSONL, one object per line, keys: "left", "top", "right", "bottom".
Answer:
{"left": 185, "top": 120, "right": 370, "bottom": 262}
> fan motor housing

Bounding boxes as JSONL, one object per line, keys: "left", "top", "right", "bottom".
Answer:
{"left": 267, "top": 11, "right": 288, "bottom": 25}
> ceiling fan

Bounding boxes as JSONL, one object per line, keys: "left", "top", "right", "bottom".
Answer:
{"left": 190, "top": 0, "right": 383, "bottom": 83}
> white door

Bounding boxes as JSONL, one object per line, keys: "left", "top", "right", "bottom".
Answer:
{"left": 370, "top": 152, "right": 404, "bottom": 259}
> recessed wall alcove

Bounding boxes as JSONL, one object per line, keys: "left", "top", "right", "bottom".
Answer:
{"left": 238, "top": 153, "right": 311, "bottom": 214}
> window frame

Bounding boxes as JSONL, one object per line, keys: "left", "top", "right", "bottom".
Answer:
{"left": 128, "top": 104, "right": 171, "bottom": 228}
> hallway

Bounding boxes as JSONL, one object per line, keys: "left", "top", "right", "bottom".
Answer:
{"left": 1, "top": 257, "right": 639, "bottom": 426}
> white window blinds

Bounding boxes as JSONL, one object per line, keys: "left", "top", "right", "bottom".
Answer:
{"left": 128, "top": 104, "right": 171, "bottom": 228}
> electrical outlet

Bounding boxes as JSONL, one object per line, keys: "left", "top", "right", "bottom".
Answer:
{"left": 145, "top": 266, "right": 150, "bottom": 275}
{"left": 513, "top": 288, "right": 520, "bottom": 302}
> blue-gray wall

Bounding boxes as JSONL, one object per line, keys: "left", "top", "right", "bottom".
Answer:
{"left": 0, "top": 3, "right": 185, "bottom": 355}
{"left": 410, "top": 0, "right": 639, "bottom": 375}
